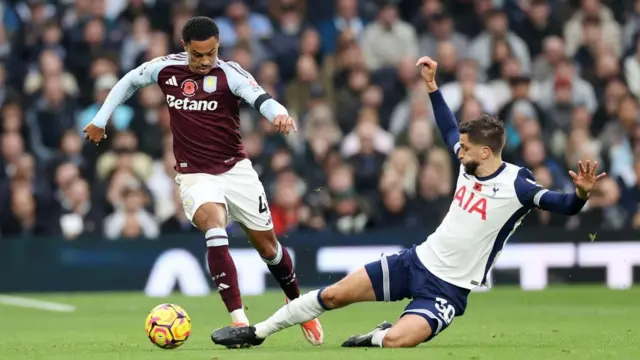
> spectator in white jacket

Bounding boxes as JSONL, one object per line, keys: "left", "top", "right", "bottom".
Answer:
{"left": 563, "top": 0, "right": 621, "bottom": 57}
{"left": 104, "top": 184, "right": 159, "bottom": 240}
{"left": 468, "top": 8, "right": 531, "bottom": 75}
{"left": 360, "top": 3, "right": 418, "bottom": 71}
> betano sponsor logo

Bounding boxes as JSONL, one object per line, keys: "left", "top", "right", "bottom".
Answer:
{"left": 166, "top": 94, "right": 218, "bottom": 111}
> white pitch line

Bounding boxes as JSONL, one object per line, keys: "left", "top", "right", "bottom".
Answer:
{"left": 0, "top": 295, "right": 76, "bottom": 312}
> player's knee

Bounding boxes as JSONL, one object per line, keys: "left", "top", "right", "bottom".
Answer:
{"left": 246, "top": 229, "right": 279, "bottom": 260}
{"left": 193, "top": 203, "right": 226, "bottom": 231}
{"left": 382, "top": 330, "right": 421, "bottom": 348}
{"left": 258, "top": 245, "right": 278, "bottom": 261}
{"left": 256, "top": 239, "right": 278, "bottom": 260}
{"left": 320, "top": 285, "right": 350, "bottom": 309}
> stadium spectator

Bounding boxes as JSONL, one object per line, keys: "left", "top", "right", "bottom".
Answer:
{"left": 23, "top": 49, "right": 78, "bottom": 97}
{"left": 317, "top": 0, "right": 363, "bottom": 55}
{"left": 120, "top": 15, "right": 152, "bottom": 72}
{"left": 59, "top": 177, "right": 103, "bottom": 240}
{"left": 215, "top": 0, "right": 273, "bottom": 49}
{"left": 361, "top": 3, "right": 417, "bottom": 71}
{"left": 147, "top": 146, "right": 178, "bottom": 222}
{"left": 532, "top": 35, "right": 565, "bottom": 81}
{"left": 103, "top": 182, "right": 159, "bottom": 240}
{"left": 326, "top": 162, "right": 369, "bottom": 234}
{"left": 77, "top": 73, "right": 134, "bottom": 136}
{"left": 269, "top": 169, "right": 305, "bottom": 235}
{"left": 346, "top": 119, "right": 386, "bottom": 195}
{"left": 397, "top": 117, "right": 434, "bottom": 156}
{"left": 160, "top": 185, "right": 199, "bottom": 234}
{"left": 25, "top": 75, "right": 77, "bottom": 163}
{"left": 434, "top": 41, "right": 460, "bottom": 86}
{"left": 563, "top": 0, "right": 621, "bottom": 57}
{"left": 96, "top": 130, "right": 153, "bottom": 181}
{"left": 419, "top": 11, "right": 468, "bottom": 59}
{"left": 440, "top": 59, "right": 498, "bottom": 113}
{"left": 1, "top": 179, "right": 58, "bottom": 237}
{"left": 412, "top": 160, "right": 450, "bottom": 227}
{"left": 468, "top": 8, "right": 531, "bottom": 75}
{"left": 375, "top": 184, "right": 418, "bottom": 229}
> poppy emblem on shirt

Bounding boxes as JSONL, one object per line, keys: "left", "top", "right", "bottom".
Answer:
{"left": 203, "top": 76, "right": 217, "bottom": 93}
{"left": 182, "top": 79, "right": 198, "bottom": 97}
{"left": 473, "top": 182, "right": 483, "bottom": 192}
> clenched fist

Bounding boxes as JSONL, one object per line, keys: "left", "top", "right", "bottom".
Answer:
{"left": 83, "top": 123, "right": 107, "bottom": 144}
{"left": 416, "top": 56, "right": 438, "bottom": 92}
{"left": 273, "top": 114, "right": 297, "bottom": 135}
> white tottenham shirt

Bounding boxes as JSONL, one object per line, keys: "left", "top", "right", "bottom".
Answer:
{"left": 419, "top": 89, "right": 587, "bottom": 290}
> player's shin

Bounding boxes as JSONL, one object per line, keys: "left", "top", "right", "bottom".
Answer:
{"left": 263, "top": 241, "right": 300, "bottom": 300}
{"left": 253, "top": 289, "right": 328, "bottom": 338}
{"left": 205, "top": 228, "right": 248, "bottom": 325}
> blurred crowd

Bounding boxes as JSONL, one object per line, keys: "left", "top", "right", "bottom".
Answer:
{"left": 0, "top": 0, "right": 639, "bottom": 241}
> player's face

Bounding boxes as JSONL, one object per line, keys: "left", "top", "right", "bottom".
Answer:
{"left": 183, "top": 37, "right": 219, "bottom": 75}
{"left": 458, "top": 134, "right": 489, "bottom": 176}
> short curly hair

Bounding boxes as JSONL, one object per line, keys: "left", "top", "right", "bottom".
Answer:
{"left": 182, "top": 16, "right": 219, "bottom": 43}
{"left": 459, "top": 114, "right": 506, "bottom": 154}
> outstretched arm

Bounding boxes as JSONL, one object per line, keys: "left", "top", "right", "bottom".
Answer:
{"left": 515, "top": 161, "right": 607, "bottom": 215}
{"left": 222, "top": 61, "right": 295, "bottom": 134}
{"left": 91, "top": 61, "right": 161, "bottom": 128}
{"left": 429, "top": 89, "right": 461, "bottom": 155}
{"left": 416, "top": 56, "right": 460, "bottom": 156}
{"left": 515, "top": 168, "right": 585, "bottom": 215}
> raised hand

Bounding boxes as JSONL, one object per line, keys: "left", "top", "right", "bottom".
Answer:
{"left": 569, "top": 160, "right": 607, "bottom": 199}
{"left": 273, "top": 114, "right": 297, "bottom": 135}
{"left": 415, "top": 56, "right": 438, "bottom": 91}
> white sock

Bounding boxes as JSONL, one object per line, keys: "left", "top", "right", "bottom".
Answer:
{"left": 230, "top": 308, "right": 249, "bottom": 325}
{"left": 371, "top": 328, "right": 390, "bottom": 347}
{"left": 205, "top": 228, "right": 229, "bottom": 247}
{"left": 254, "top": 289, "right": 327, "bottom": 338}
{"left": 262, "top": 242, "right": 283, "bottom": 265}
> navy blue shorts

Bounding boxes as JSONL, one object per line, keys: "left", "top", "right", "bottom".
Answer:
{"left": 364, "top": 246, "right": 470, "bottom": 341}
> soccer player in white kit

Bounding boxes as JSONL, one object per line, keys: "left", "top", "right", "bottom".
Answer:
{"left": 211, "top": 57, "right": 607, "bottom": 348}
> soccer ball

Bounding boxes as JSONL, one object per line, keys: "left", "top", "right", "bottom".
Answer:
{"left": 145, "top": 303, "right": 192, "bottom": 349}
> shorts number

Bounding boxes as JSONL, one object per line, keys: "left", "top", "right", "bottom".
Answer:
{"left": 434, "top": 297, "right": 455, "bottom": 325}
{"left": 258, "top": 194, "right": 268, "bottom": 214}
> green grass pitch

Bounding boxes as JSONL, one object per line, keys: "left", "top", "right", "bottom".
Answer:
{"left": 1, "top": 286, "right": 638, "bottom": 360}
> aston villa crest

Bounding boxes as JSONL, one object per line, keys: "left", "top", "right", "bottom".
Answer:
{"left": 203, "top": 76, "right": 217, "bottom": 93}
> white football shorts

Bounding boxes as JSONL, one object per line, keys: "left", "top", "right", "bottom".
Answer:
{"left": 175, "top": 159, "right": 272, "bottom": 231}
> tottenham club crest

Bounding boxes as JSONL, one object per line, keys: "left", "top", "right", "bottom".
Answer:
{"left": 203, "top": 76, "right": 217, "bottom": 93}
{"left": 181, "top": 79, "right": 198, "bottom": 97}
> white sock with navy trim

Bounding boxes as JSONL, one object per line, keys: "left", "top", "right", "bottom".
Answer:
{"left": 371, "top": 328, "right": 389, "bottom": 347}
{"left": 254, "top": 289, "right": 326, "bottom": 338}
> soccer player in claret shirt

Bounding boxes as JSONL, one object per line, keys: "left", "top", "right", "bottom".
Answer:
{"left": 83, "top": 17, "right": 323, "bottom": 345}
{"left": 210, "top": 56, "right": 606, "bottom": 349}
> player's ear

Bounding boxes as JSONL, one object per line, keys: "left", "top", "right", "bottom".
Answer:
{"left": 181, "top": 39, "right": 187, "bottom": 50}
{"left": 481, "top": 146, "right": 491, "bottom": 160}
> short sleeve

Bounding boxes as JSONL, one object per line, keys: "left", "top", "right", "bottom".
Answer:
{"left": 514, "top": 167, "right": 548, "bottom": 208}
